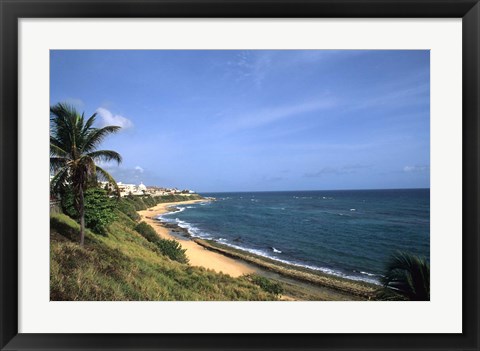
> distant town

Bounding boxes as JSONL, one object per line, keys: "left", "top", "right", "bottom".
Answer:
{"left": 99, "top": 181, "right": 196, "bottom": 198}
{"left": 49, "top": 174, "right": 197, "bottom": 199}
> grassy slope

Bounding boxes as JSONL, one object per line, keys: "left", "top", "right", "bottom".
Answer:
{"left": 50, "top": 212, "right": 277, "bottom": 301}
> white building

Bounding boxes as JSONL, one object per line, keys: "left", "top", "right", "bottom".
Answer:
{"left": 98, "top": 180, "right": 195, "bottom": 197}
{"left": 138, "top": 182, "right": 147, "bottom": 193}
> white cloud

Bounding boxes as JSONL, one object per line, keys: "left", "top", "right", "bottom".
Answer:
{"left": 403, "top": 165, "right": 429, "bottom": 172}
{"left": 135, "top": 166, "right": 144, "bottom": 173}
{"left": 96, "top": 107, "right": 133, "bottom": 129}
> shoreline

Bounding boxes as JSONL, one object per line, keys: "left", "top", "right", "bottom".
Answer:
{"left": 138, "top": 198, "right": 378, "bottom": 300}
{"left": 137, "top": 199, "right": 258, "bottom": 278}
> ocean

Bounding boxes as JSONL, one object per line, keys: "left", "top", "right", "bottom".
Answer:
{"left": 157, "top": 189, "right": 430, "bottom": 284}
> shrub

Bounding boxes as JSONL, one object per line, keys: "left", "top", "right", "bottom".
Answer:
{"left": 134, "top": 222, "right": 160, "bottom": 243}
{"left": 134, "top": 222, "right": 189, "bottom": 264}
{"left": 117, "top": 199, "right": 140, "bottom": 221}
{"left": 156, "top": 239, "right": 189, "bottom": 264}
{"left": 125, "top": 195, "right": 147, "bottom": 210}
{"left": 61, "top": 187, "right": 117, "bottom": 235}
{"left": 142, "top": 196, "right": 156, "bottom": 208}
{"left": 247, "top": 274, "right": 284, "bottom": 295}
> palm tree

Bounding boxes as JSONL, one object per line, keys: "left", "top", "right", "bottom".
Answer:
{"left": 50, "top": 103, "right": 122, "bottom": 245}
{"left": 380, "top": 251, "right": 430, "bottom": 301}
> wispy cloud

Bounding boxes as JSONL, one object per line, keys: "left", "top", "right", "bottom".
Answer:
{"left": 305, "top": 164, "right": 370, "bottom": 177}
{"left": 217, "top": 99, "right": 336, "bottom": 134}
{"left": 101, "top": 165, "right": 147, "bottom": 183}
{"left": 347, "top": 84, "right": 429, "bottom": 112}
{"left": 226, "top": 51, "right": 269, "bottom": 86}
{"left": 96, "top": 107, "right": 133, "bottom": 129}
{"left": 340, "top": 70, "right": 430, "bottom": 114}
{"left": 227, "top": 50, "right": 366, "bottom": 87}
{"left": 403, "top": 165, "right": 429, "bottom": 172}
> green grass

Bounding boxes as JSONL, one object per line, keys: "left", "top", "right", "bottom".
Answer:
{"left": 50, "top": 213, "right": 277, "bottom": 301}
{"left": 246, "top": 274, "right": 284, "bottom": 295}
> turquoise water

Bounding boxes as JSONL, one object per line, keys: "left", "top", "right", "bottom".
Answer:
{"left": 158, "top": 189, "right": 430, "bottom": 284}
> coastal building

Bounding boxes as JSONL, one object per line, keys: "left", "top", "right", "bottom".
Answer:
{"left": 98, "top": 180, "right": 197, "bottom": 198}
{"left": 138, "top": 182, "right": 147, "bottom": 193}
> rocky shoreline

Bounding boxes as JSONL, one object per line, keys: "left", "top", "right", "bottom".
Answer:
{"left": 154, "top": 209, "right": 378, "bottom": 300}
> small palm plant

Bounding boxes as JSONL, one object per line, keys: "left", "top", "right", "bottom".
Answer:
{"left": 50, "top": 103, "right": 122, "bottom": 245}
{"left": 379, "top": 251, "right": 430, "bottom": 301}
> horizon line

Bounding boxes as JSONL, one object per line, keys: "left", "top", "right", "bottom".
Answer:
{"left": 196, "top": 187, "right": 430, "bottom": 194}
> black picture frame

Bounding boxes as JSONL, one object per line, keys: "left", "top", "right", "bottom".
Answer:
{"left": 1, "top": 0, "right": 479, "bottom": 350}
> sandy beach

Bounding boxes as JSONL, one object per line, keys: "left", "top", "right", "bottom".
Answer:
{"left": 138, "top": 198, "right": 376, "bottom": 300}
{"left": 138, "top": 199, "right": 257, "bottom": 277}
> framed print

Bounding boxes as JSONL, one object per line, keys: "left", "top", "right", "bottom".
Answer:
{"left": 1, "top": 0, "right": 479, "bottom": 350}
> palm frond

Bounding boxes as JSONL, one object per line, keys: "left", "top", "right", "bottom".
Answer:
{"left": 50, "top": 167, "right": 70, "bottom": 194}
{"left": 50, "top": 157, "right": 69, "bottom": 173}
{"left": 381, "top": 251, "right": 430, "bottom": 301}
{"left": 96, "top": 165, "right": 120, "bottom": 197}
{"left": 83, "top": 113, "right": 97, "bottom": 131}
{"left": 82, "top": 126, "right": 121, "bottom": 153}
{"left": 50, "top": 103, "right": 80, "bottom": 156}
{"left": 50, "top": 102, "right": 123, "bottom": 246}
{"left": 77, "top": 155, "right": 98, "bottom": 182}
{"left": 86, "top": 150, "right": 122, "bottom": 165}
{"left": 50, "top": 141, "right": 70, "bottom": 158}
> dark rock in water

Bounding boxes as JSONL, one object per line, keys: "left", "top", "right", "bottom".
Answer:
{"left": 233, "top": 236, "right": 242, "bottom": 242}
{"left": 163, "top": 223, "right": 180, "bottom": 229}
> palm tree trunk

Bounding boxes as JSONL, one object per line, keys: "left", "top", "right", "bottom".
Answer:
{"left": 79, "top": 186, "right": 85, "bottom": 246}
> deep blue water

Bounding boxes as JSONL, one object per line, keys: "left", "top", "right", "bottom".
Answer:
{"left": 158, "top": 189, "right": 430, "bottom": 284}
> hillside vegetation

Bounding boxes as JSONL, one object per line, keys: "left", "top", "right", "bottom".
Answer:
{"left": 50, "top": 196, "right": 279, "bottom": 301}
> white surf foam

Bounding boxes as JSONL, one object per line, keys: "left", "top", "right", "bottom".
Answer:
{"left": 156, "top": 203, "right": 380, "bottom": 285}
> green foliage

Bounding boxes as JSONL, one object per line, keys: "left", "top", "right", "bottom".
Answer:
{"left": 113, "top": 209, "right": 137, "bottom": 228}
{"left": 379, "top": 251, "right": 430, "bottom": 301}
{"left": 134, "top": 222, "right": 189, "bottom": 264}
{"left": 247, "top": 274, "right": 284, "bottom": 295}
{"left": 134, "top": 222, "right": 160, "bottom": 243}
{"left": 154, "top": 194, "right": 203, "bottom": 203}
{"left": 50, "top": 102, "right": 122, "bottom": 245}
{"left": 117, "top": 198, "right": 140, "bottom": 221}
{"left": 156, "top": 239, "right": 189, "bottom": 264}
{"left": 62, "top": 188, "right": 117, "bottom": 235}
{"left": 50, "top": 213, "right": 276, "bottom": 301}
{"left": 125, "top": 195, "right": 148, "bottom": 210}
{"left": 142, "top": 196, "right": 156, "bottom": 208}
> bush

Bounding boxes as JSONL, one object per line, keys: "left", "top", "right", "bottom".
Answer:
{"left": 142, "top": 196, "right": 156, "bottom": 208}
{"left": 134, "top": 222, "right": 189, "bottom": 264}
{"left": 247, "top": 274, "right": 284, "bottom": 295}
{"left": 61, "top": 187, "right": 117, "bottom": 235}
{"left": 125, "top": 195, "right": 147, "bottom": 210}
{"left": 156, "top": 239, "right": 189, "bottom": 264}
{"left": 117, "top": 199, "right": 140, "bottom": 221}
{"left": 134, "top": 222, "right": 159, "bottom": 243}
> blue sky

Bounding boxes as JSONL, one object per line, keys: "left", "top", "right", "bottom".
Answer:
{"left": 50, "top": 50, "right": 430, "bottom": 192}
